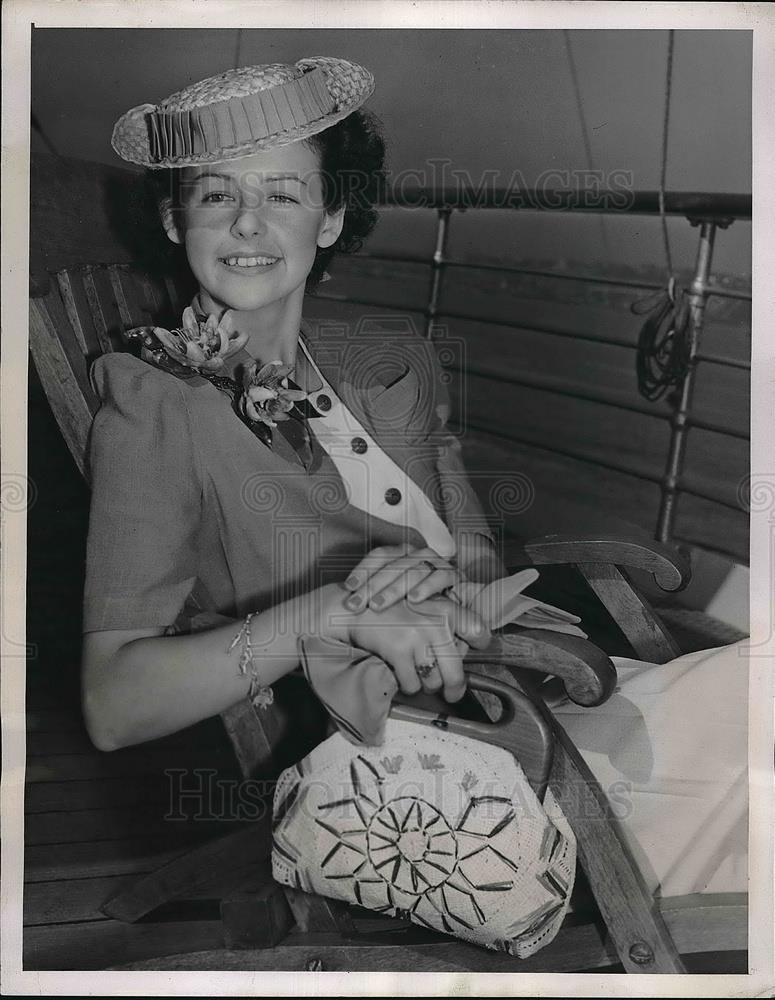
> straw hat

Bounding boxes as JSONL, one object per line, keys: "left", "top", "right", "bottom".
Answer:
{"left": 112, "top": 56, "right": 374, "bottom": 169}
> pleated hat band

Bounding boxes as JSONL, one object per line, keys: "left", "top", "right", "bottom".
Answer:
{"left": 112, "top": 57, "right": 374, "bottom": 169}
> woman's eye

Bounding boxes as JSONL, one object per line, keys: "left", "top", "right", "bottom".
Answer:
{"left": 202, "top": 192, "right": 234, "bottom": 204}
{"left": 268, "top": 194, "right": 298, "bottom": 205}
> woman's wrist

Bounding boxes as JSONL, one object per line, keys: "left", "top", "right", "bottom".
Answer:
{"left": 240, "top": 583, "right": 351, "bottom": 680}
{"left": 314, "top": 582, "right": 352, "bottom": 644}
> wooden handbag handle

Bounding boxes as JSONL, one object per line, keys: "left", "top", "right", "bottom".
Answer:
{"left": 389, "top": 672, "right": 554, "bottom": 801}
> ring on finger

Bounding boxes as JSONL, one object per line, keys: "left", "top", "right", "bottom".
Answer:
{"left": 415, "top": 659, "right": 437, "bottom": 679}
{"left": 419, "top": 558, "right": 439, "bottom": 575}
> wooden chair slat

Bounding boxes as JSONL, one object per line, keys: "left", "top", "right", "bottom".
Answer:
{"left": 107, "top": 264, "right": 135, "bottom": 329}
{"left": 140, "top": 273, "right": 160, "bottom": 315}
{"left": 81, "top": 266, "right": 113, "bottom": 355}
{"left": 39, "top": 278, "right": 100, "bottom": 402}
{"left": 54, "top": 267, "right": 101, "bottom": 358}
{"left": 29, "top": 297, "right": 96, "bottom": 478}
{"left": 55, "top": 270, "right": 89, "bottom": 355}
{"left": 89, "top": 925, "right": 619, "bottom": 973}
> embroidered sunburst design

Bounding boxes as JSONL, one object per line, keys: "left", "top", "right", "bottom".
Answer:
{"left": 366, "top": 798, "right": 458, "bottom": 894}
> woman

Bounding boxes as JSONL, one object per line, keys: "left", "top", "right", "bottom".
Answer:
{"left": 82, "top": 56, "right": 746, "bottom": 909}
{"left": 82, "top": 57, "right": 499, "bottom": 754}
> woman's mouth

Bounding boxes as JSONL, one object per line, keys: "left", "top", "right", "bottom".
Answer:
{"left": 219, "top": 255, "right": 280, "bottom": 269}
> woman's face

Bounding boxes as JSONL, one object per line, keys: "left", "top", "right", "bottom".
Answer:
{"left": 164, "top": 141, "right": 343, "bottom": 315}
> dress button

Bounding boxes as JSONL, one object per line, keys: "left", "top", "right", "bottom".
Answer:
{"left": 316, "top": 394, "right": 332, "bottom": 412}
{"left": 384, "top": 487, "right": 402, "bottom": 506}
{"left": 351, "top": 436, "right": 367, "bottom": 454}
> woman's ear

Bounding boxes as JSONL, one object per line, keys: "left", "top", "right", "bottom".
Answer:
{"left": 159, "top": 197, "right": 183, "bottom": 246}
{"left": 317, "top": 205, "right": 346, "bottom": 249}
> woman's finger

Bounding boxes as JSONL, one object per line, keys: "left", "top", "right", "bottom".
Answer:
{"left": 427, "top": 633, "right": 467, "bottom": 703}
{"left": 362, "top": 559, "right": 433, "bottom": 610}
{"left": 388, "top": 649, "right": 423, "bottom": 697}
{"left": 412, "top": 596, "right": 491, "bottom": 654}
{"left": 368, "top": 561, "right": 455, "bottom": 611}
{"left": 409, "top": 608, "right": 466, "bottom": 703}
{"left": 344, "top": 544, "right": 412, "bottom": 592}
{"left": 449, "top": 603, "right": 492, "bottom": 650}
{"left": 346, "top": 548, "right": 453, "bottom": 612}
{"left": 342, "top": 545, "right": 415, "bottom": 610}
{"left": 405, "top": 566, "right": 459, "bottom": 605}
{"left": 413, "top": 647, "right": 444, "bottom": 694}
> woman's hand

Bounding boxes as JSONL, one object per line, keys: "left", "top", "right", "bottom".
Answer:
{"left": 321, "top": 584, "right": 491, "bottom": 703}
{"left": 342, "top": 544, "right": 464, "bottom": 613}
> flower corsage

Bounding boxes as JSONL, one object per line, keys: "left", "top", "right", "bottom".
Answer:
{"left": 125, "top": 308, "right": 309, "bottom": 448}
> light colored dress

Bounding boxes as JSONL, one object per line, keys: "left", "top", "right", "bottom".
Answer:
{"left": 551, "top": 642, "right": 748, "bottom": 898}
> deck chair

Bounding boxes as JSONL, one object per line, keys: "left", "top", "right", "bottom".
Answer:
{"left": 28, "top": 151, "right": 747, "bottom": 974}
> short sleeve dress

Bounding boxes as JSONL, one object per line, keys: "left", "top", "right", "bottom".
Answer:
{"left": 83, "top": 318, "right": 498, "bottom": 633}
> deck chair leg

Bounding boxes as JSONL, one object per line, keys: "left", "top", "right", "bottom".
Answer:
{"left": 100, "top": 819, "right": 273, "bottom": 923}
{"left": 548, "top": 721, "right": 687, "bottom": 973}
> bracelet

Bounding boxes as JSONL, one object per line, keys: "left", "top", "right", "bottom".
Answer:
{"left": 228, "top": 612, "right": 274, "bottom": 710}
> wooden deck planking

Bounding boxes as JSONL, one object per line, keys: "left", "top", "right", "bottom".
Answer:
{"left": 24, "top": 918, "right": 226, "bottom": 972}
{"left": 25, "top": 858, "right": 274, "bottom": 927}
{"left": 25, "top": 874, "right": 146, "bottom": 926}
{"left": 26, "top": 746, "right": 237, "bottom": 783}
{"left": 25, "top": 838, "right": 191, "bottom": 883}
{"left": 25, "top": 775, "right": 173, "bottom": 813}
{"left": 26, "top": 802, "right": 243, "bottom": 846}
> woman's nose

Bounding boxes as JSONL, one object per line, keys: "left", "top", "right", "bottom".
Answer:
{"left": 230, "top": 207, "right": 267, "bottom": 240}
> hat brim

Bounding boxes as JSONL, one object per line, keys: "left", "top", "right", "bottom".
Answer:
{"left": 111, "top": 56, "right": 375, "bottom": 169}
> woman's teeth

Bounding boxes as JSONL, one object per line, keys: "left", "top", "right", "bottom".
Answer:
{"left": 221, "top": 256, "right": 279, "bottom": 267}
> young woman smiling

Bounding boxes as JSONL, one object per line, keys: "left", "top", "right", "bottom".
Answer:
{"left": 82, "top": 59, "right": 497, "bottom": 753}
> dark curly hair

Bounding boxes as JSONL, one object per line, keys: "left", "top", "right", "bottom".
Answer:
{"left": 303, "top": 109, "right": 386, "bottom": 289}
{"left": 138, "top": 109, "right": 386, "bottom": 294}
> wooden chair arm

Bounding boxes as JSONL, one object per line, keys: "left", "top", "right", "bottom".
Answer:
{"left": 513, "top": 533, "right": 691, "bottom": 592}
{"left": 466, "top": 629, "right": 617, "bottom": 708}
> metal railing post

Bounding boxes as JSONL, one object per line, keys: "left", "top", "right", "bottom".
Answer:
{"left": 655, "top": 220, "right": 720, "bottom": 544}
{"left": 425, "top": 207, "right": 452, "bottom": 340}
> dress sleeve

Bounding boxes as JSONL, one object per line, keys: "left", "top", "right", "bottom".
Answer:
{"left": 82, "top": 353, "right": 203, "bottom": 631}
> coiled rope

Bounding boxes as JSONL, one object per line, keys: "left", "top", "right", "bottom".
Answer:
{"left": 634, "top": 30, "right": 692, "bottom": 402}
